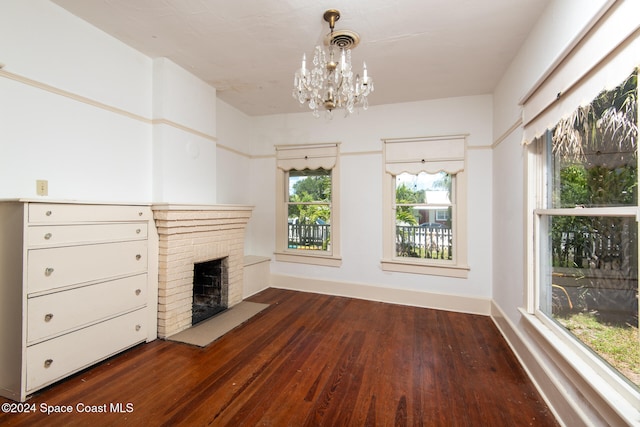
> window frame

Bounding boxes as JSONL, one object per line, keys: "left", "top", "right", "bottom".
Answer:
{"left": 524, "top": 133, "right": 639, "bottom": 418}
{"left": 518, "top": 2, "right": 640, "bottom": 422}
{"left": 275, "top": 143, "right": 341, "bottom": 267}
{"left": 381, "top": 135, "right": 469, "bottom": 278}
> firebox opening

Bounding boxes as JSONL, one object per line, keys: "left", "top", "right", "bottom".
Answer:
{"left": 192, "top": 257, "right": 229, "bottom": 325}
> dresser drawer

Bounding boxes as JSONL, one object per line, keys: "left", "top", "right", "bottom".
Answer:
{"left": 27, "top": 222, "right": 148, "bottom": 248}
{"left": 27, "top": 240, "right": 148, "bottom": 294}
{"left": 29, "top": 203, "right": 151, "bottom": 223}
{"left": 26, "top": 308, "right": 147, "bottom": 392}
{"left": 27, "top": 274, "right": 147, "bottom": 344}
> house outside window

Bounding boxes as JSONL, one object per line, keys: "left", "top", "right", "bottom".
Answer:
{"left": 382, "top": 135, "right": 469, "bottom": 278}
{"left": 275, "top": 143, "right": 341, "bottom": 267}
{"left": 394, "top": 173, "right": 453, "bottom": 260}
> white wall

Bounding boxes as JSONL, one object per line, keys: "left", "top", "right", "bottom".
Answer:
{"left": 0, "top": 1, "right": 219, "bottom": 205}
{"left": 0, "top": 0, "right": 153, "bottom": 202}
{"left": 492, "top": 0, "right": 611, "bottom": 137}
{"left": 151, "top": 58, "right": 217, "bottom": 204}
{"left": 215, "top": 100, "right": 253, "bottom": 205}
{"left": 246, "top": 95, "right": 494, "bottom": 310}
{"left": 215, "top": 99, "right": 261, "bottom": 254}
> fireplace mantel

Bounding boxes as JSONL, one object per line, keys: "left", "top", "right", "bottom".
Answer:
{"left": 151, "top": 203, "right": 253, "bottom": 338}
{"left": 152, "top": 203, "right": 254, "bottom": 212}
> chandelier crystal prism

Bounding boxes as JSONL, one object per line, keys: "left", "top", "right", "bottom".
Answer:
{"left": 292, "top": 9, "right": 374, "bottom": 118}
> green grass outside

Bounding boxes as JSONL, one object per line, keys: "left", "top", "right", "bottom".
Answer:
{"left": 557, "top": 312, "right": 639, "bottom": 387}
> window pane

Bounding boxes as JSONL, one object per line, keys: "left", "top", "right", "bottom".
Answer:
{"left": 289, "top": 169, "right": 331, "bottom": 201}
{"left": 540, "top": 214, "right": 638, "bottom": 386}
{"left": 549, "top": 71, "right": 637, "bottom": 208}
{"left": 394, "top": 172, "right": 452, "bottom": 260}
{"left": 287, "top": 168, "right": 331, "bottom": 251}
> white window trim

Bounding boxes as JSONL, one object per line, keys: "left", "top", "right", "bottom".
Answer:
{"left": 524, "top": 137, "right": 640, "bottom": 424}
{"left": 519, "top": 308, "right": 639, "bottom": 424}
{"left": 381, "top": 135, "right": 469, "bottom": 278}
{"left": 274, "top": 143, "right": 341, "bottom": 267}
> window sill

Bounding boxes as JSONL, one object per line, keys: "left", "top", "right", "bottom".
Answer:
{"left": 518, "top": 308, "right": 639, "bottom": 425}
{"left": 380, "top": 258, "right": 469, "bottom": 278}
{"left": 274, "top": 251, "right": 342, "bottom": 267}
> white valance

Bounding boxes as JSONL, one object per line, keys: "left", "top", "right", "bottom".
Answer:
{"left": 522, "top": 0, "right": 640, "bottom": 144}
{"left": 384, "top": 136, "right": 466, "bottom": 175}
{"left": 276, "top": 143, "right": 339, "bottom": 171}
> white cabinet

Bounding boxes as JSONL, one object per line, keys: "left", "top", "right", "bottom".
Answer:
{"left": 0, "top": 201, "right": 158, "bottom": 402}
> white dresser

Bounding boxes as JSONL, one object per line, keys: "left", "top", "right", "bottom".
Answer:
{"left": 0, "top": 200, "right": 158, "bottom": 402}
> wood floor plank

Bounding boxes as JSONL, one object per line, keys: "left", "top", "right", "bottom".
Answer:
{"left": 0, "top": 288, "right": 558, "bottom": 426}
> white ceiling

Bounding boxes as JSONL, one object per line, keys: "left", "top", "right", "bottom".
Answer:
{"left": 51, "top": 0, "right": 550, "bottom": 116}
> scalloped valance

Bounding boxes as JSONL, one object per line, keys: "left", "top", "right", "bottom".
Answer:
{"left": 276, "top": 143, "right": 339, "bottom": 171}
{"left": 383, "top": 136, "right": 466, "bottom": 175}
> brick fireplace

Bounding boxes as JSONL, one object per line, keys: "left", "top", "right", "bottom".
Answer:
{"left": 152, "top": 204, "right": 253, "bottom": 338}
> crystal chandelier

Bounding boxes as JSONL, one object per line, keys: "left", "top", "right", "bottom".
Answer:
{"left": 293, "top": 9, "right": 374, "bottom": 118}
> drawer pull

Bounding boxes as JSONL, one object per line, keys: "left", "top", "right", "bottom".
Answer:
{"left": 46, "top": 210, "right": 52, "bottom": 216}
{"left": 136, "top": 228, "right": 141, "bottom": 234}
{"left": 135, "top": 289, "right": 141, "bottom": 296}
{"left": 138, "top": 212, "right": 143, "bottom": 216}
{"left": 44, "top": 267, "right": 54, "bottom": 276}
{"left": 44, "top": 313, "right": 54, "bottom": 322}
{"left": 136, "top": 254, "right": 142, "bottom": 261}
{"left": 44, "top": 233, "right": 52, "bottom": 240}
{"left": 44, "top": 359, "right": 53, "bottom": 368}
{"left": 135, "top": 325, "right": 141, "bottom": 332}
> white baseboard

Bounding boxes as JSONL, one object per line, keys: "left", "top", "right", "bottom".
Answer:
{"left": 490, "top": 301, "right": 631, "bottom": 427}
{"left": 242, "top": 255, "right": 271, "bottom": 299}
{"left": 270, "top": 273, "right": 491, "bottom": 315}
{"left": 490, "top": 302, "right": 570, "bottom": 426}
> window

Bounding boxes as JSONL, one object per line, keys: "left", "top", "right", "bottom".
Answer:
{"left": 395, "top": 172, "right": 453, "bottom": 260}
{"left": 287, "top": 168, "right": 331, "bottom": 251}
{"left": 382, "top": 135, "right": 469, "bottom": 277}
{"left": 519, "top": 3, "right": 640, "bottom": 421}
{"left": 529, "top": 70, "right": 638, "bottom": 395}
{"left": 275, "top": 143, "right": 341, "bottom": 266}
{"left": 435, "top": 209, "right": 450, "bottom": 221}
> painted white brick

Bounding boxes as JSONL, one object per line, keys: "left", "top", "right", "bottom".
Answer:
{"left": 153, "top": 205, "right": 252, "bottom": 338}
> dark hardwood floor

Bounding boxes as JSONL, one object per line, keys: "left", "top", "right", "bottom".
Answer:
{"left": 0, "top": 288, "right": 558, "bottom": 426}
